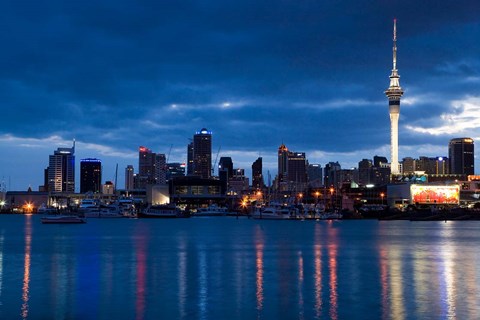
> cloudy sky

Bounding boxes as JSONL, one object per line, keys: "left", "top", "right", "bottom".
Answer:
{"left": 0, "top": 0, "right": 479, "bottom": 191}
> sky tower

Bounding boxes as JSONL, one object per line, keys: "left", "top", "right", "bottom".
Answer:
{"left": 385, "top": 19, "right": 404, "bottom": 174}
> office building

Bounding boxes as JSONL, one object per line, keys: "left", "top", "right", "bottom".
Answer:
{"left": 80, "top": 158, "right": 102, "bottom": 193}
{"left": 47, "top": 142, "right": 75, "bottom": 193}
{"left": 252, "top": 157, "right": 264, "bottom": 190}
{"left": 193, "top": 128, "right": 212, "bottom": 179}
{"left": 125, "top": 165, "right": 134, "bottom": 190}
{"left": 449, "top": 138, "right": 474, "bottom": 175}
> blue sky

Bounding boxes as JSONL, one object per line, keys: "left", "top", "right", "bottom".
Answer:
{"left": 0, "top": 1, "right": 479, "bottom": 191}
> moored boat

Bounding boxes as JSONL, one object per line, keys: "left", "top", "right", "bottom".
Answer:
{"left": 252, "top": 207, "right": 291, "bottom": 220}
{"left": 194, "top": 204, "right": 229, "bottom": 217}
{"left": 139, "top": 204, "right": 190, "bottom": 218}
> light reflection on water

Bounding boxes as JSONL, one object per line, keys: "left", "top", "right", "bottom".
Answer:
{"left": 0, "top": 217, "right": 479, "bottom": 319}
{"left": 20, "top": 215, "right": 32, "bottom": 319}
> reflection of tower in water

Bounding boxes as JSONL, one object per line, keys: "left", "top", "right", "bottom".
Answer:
{"left": 21, "top": 215, "right": 32, "bottom": 319}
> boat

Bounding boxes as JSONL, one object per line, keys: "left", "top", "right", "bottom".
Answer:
{"left": 194, "top": 204, "right": 229, "bottom": 217}
{"left": 79, "top": 199, "right": 99, "bottom": 210}
{"left": 82, "top": 204, "right": 124, "bottom": 218}
{"left": 251, "top": 207, "right": 292, "bottom": 220}
{"left": 41, "top": 215, "right": 86, "bottom": 224}
{"left": 139, "top": 204, "right": 190, "bottom": 218}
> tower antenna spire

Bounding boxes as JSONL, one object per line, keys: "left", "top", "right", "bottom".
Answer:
{"left": 392, "top": 18, "right": 397, "bottom": 71}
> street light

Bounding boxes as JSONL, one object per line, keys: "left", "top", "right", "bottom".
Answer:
{"left": 380, "top": 192, "right": 385, "bottom": 205}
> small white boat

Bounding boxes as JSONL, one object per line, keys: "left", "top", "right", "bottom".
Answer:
{"left": 82, "top": 204, "right": 124, "bottom": 218}
{"left": 139, "top": 204, "right": 190, "bottom": 218}
{"left": 194, "top": 204, "right": 229, "bottom": 217}
{"left": 41, "top": 215, "right": 86, "bottom": 224}
{"left": 252, "top": 207, "right": 291, "bottom": 220}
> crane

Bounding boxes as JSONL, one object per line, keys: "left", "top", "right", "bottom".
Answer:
{"left": 212, "top": 146, "right": 221, "bottom": 176}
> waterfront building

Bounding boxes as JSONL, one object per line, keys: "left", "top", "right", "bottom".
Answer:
{"left": 193, "top": 128, "right": 212, "bottom": 179}
{"left": 449, "top": 138, "right": 474, "bottom": 175}
{"left": 374, "top": 156, "right": 389, "bottom": 168}
{"left": 125, "top": 165, "right": 134, "bottom": 190}
{"left": 47, "top": 143, "right": 75, "bottom": 193}
{"left": 385, "top": 19, "right": 404, "bottom": 174}
{"left": 80, "top": 158, "right": 102, "bottom": 193}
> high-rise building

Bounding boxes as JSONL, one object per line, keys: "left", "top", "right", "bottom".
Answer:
{"left": 139, "top": 146, "right": 155, "bottom": 180}
{"left": 324, "top": 162, "right": 341, "bottom": 188}
{"left": 154, "top": 153, "right": 167, "bottom": 184}
{"left": 307, "top": 164, "right": 322, "bottom": 188}
{"left": 193, "top": 128, "right": 212, "bottom": 179}
{"left": 252, "top": 157, "right": 264, "bottom": 190}
{"left": 449, "top": 138, "right": 474, "bottom": 175}
{"left": 125, "top": 165, "right": 134, "bottom": 190}
{"left": 277, "top": 144, "right": 289, "bottom": 183}
{"left": 385, "top": 19, "right": 404, "bottom": 174}
{"left": 80, "top": 158, "right": 102, "bottom": 193}
{"left": 48, "top": 142, "right": 75, "bottom": 193}
{"left": 358, "top": 159, "right": 373, "bottom": 185}
{"left": 287, "top": 152, "right": 307, "bottom": 191}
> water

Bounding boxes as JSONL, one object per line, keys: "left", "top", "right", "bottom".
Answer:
{"left": 1, "top": 215, "right": 480, "bottom": 319}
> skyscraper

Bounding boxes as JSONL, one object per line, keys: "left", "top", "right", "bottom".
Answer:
{"left": 278, "top": 144, "right": 289, "bottom": 183}
{"left": 80, "top": 158, "right": 102, "bottom": 193}
{"left": 48, "top": 142, "right": 75, "bottom": 193}
{"left": 193, "top": 128, "right": 212, "bottom": 179}
{"left": 287, "top": 152, "right": 307, "bottom": 191}
{"left": 125, "top": 165, "right": 134, "bottom": 190}
{"left": 252, "top": 157, "right": 264, "bottom": 190}
{"left": 154, "top": 153, "right": 167, "bottom": 184}
{"left": 449, "top": 138, "right": 474, "bottom": 175}
{"left": 385, "top": 19, "right": 404, "bottom": 175}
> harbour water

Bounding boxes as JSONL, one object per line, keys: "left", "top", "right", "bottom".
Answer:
{"left": 1, "top": 215, "right": 480, "bottom": 319}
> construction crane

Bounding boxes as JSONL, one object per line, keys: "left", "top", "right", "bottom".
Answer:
{"left": 166, "top": 144, "right": 173, "bottom": 163}
{"left": 212, "top": 146, "right": 221, "bottom": 176}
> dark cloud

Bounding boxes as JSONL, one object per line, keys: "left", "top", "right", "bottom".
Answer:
{"left": 0, "top": 0, "right": 479, "bottom": 188}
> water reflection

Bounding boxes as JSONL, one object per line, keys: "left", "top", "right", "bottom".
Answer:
{"left": 297, "top": 251, "right": 304, "bottom": 320}
{"left": 135, "top": 232, "right": 147, "bottom": 320}
{"left": 0, "top": 231, "right": 3, "bottom": 307}
{"left": 198, "top": 245, "right": 208, "bottom": 320}
{"left": 177, "top": 237, "right": 187, "bottom": 319}
{"left": 255, "top": 226, "right": 264, "bottom": 315}
{"left": 21, "top": 215, "right": 32, "bottom": 319}
{"left": 327, "top": 225, "right": 338, "bottom": 320}
{"left": 313, "top": 223, "right": 322, "bottom": 318}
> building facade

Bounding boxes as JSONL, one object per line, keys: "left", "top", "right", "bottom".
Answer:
{"left": 48, "top": 143, "right": 75, "bottom": 193}
{"left": 252, "top": 157, "right": 264, "bottom": 190}
{"left": 80, "top": 158, "right": 102, "bottom": 193}
{"left": 193, "top": 128, "right": 212, "bottom": 179}
{"left": 449, "top": 138, "right": 474, "bottom": 175}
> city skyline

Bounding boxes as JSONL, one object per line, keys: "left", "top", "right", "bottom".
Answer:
{"left": 0, "top": 1, "right": 479, "bottom": 190}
